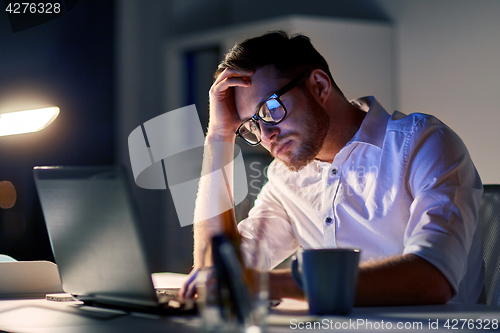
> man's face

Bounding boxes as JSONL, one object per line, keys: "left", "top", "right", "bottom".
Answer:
{"left": 235, "top": 66, "right": 330, "bottom": 171}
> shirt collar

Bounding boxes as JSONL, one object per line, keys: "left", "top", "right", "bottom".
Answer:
{"left": 349, "top": 96, "right": 391, "bottom": 149}
{"left": 309, "top": 96, "right": 390, "bottom": 171}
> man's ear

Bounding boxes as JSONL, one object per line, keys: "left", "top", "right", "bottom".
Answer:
{"left": 308, "top": 69, "right": 332, "bottom": 104}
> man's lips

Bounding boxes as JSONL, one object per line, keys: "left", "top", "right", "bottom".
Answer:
{"left": 275, "top": 140, "right": 292, "bottom": 157}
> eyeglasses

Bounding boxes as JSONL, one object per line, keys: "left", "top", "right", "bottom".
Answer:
{"left": 235, "top": 71, "right": 310, "bottom": 146}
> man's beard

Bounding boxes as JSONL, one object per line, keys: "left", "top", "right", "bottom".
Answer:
{"left": 271, "top": 94, "right": 330, "bottom": 172}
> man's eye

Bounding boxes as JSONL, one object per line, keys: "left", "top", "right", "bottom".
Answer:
{"left": 244, "top": 121, "right": 258, "bottom": 132}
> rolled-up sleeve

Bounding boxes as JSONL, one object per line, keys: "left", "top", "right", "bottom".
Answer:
{"left": 402, "top": 116, "right": 483, "bottom": 295}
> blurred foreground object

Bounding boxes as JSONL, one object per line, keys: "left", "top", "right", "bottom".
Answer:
{"left": 0, "top": 181, "right": 16, "bottom": 209}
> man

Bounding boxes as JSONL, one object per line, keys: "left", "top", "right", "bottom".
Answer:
{"left": 181, "top": 31, "right": 484, "bottom": 305}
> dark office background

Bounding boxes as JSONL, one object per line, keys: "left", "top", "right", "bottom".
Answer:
{"left": 0, "top": 0, "right": 388, "bottom": 272}
{"left": 0, "top": 1, "right": 114, "bottom": 262}
{"left": 2, "top": 0, "right": 497, "bottom": 274}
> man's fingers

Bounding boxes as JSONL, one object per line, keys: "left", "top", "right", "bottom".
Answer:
{"left": 211, "top": 75, "right": 251, "bottom": 97}
{"left": 215, "top": 68, "right": 255, "bottom": 83}
{"left": 179, "top": 269, "right": 199, "bottom": 300}
{"left": 212, "top": 68, "right": 254, "bottom": 90}
{"left": 184, "top": 280, "right": 197, "bottom": 299}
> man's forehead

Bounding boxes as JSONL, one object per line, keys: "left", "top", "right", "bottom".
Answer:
{"left": 234, "top": 65, "right": 285, "bottom": 118}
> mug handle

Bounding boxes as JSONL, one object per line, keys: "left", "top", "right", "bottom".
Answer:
{"left": 291, "top": 255, "right": 303, "bottom": 289}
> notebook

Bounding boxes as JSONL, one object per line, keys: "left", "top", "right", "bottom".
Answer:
{"left": 33, "top": 165, "right": 194, "bottom": 314}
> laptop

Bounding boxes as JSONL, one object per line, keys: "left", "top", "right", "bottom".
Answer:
{"left": 33, "top": 165, "right": 194, "bottom": 315}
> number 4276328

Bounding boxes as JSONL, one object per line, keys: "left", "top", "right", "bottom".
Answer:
{"left": 5, "top": 2, "right": 61, "bottom": 14}
{"left": 443, "top": 318, "right": 498, "bottom": 330}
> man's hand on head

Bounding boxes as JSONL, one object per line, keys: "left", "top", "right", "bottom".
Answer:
{"left": 207, "top": 69, "right": 255, "bottom": 141}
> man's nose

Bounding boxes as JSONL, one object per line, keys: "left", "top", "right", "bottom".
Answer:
{"left": 260, "top": 122, "right": 280, "bottom": 144}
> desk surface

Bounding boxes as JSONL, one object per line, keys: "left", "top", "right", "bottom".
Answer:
{"left": 1, "top": 298, "right": 500, "bottom": 333}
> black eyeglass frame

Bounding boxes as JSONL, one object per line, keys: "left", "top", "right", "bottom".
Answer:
{"left": 235, "top": 70, "right": 311, "bottom": 146}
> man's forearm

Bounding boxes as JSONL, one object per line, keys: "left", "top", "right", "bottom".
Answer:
{"left": 268, "top": 269, "right": 305, "bottom": 301}
{"left": 193, "top": 209, "right": 238, "bottom": 267}
{"left": 355, "top": 254, "right": 453, "bottom": 306}
{"left": 192, "top": 134, "right": 238, "bottom": 268}
{"left": 267, "top": 254, "right": 452, "bottom": 306}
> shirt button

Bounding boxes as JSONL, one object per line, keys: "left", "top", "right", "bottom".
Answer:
{"left": 331, "top": 168, "right": 338, "bottom": 176}
{"left": 325, "top": 217, "right": 333, "bottom": 224}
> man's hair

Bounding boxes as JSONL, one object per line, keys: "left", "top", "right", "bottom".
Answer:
{"left": 215, "top": 30, "right": 343, "bottom": 94}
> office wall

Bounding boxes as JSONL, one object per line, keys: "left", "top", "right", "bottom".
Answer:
{"left": 377, "top": 0, "right": 500, "bottom": 183}
{"left": 115, "top": 0, "right": 171, "bottom": 272}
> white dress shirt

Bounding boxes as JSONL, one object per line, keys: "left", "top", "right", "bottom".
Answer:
{"left": 238, "top": 96, "right": 484, "bottom": 303}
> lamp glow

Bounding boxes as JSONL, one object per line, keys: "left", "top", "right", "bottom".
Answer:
{"left": 0, "top": 107, "right": 59, "bottom": 137}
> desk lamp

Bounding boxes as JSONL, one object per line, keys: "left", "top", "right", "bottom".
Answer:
{"left": 0, "top": 106, "right": 60, "bottom": 208}
{"left": 0, "top": 107, "right": 59, "bottom": 137}
{"left": 0, "top": 106, "right": 59, "bottom": 261}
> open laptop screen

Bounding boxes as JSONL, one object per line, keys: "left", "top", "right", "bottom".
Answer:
{"left": 34, "top": 166, "right": 158, "bottom": 307}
